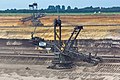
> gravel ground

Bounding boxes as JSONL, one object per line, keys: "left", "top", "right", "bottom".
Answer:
{"left": 0, "top": 63, "right": 120, "bottom": 80}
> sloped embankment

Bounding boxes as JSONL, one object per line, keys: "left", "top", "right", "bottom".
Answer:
{"left": 0, "top": 15, "right": 120, "bottom": 40}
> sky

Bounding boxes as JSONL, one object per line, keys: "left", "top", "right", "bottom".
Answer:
{"left": 0, "top": 0, "right": 120, "bottom": 10}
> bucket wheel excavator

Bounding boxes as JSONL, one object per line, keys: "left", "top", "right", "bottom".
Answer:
{"left": 30, "top": 16, "right": 103, "bottom": 69}
{"left": 20, "top": 3, "right": 45, "bottom": 26}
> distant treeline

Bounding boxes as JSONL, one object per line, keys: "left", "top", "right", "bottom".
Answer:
{"left": 0, "top": 5, "right": 120, "bottom": 13}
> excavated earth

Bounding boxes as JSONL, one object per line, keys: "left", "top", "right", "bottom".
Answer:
{"left": 0, "top": 14, "right": 120, "bottom": 80}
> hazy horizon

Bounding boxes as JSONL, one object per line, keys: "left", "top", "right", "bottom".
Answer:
{"left": 0, "top": 0, "right": 119, "bottom": 10}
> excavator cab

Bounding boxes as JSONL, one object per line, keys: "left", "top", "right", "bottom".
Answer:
{"left": 31, "top": 37, "right": 46, "bottom": 48}
{"left": 30, "top": 32, "right": 47, "bottom": 48}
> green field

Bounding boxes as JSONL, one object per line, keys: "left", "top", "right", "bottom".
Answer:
{"left": 0, "top": 13, "right": 31, "bottom": 16}
{"left": 0, "top": 12, "right": 120, "bottom": 16}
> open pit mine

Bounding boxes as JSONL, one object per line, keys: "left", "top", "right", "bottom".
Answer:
{"left": 0, "top": 11, "right": 120, "bottom": 80}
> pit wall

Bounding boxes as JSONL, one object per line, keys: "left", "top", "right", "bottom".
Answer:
{"left": 0, "top": 39, "right": 119, "bottom": 55}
